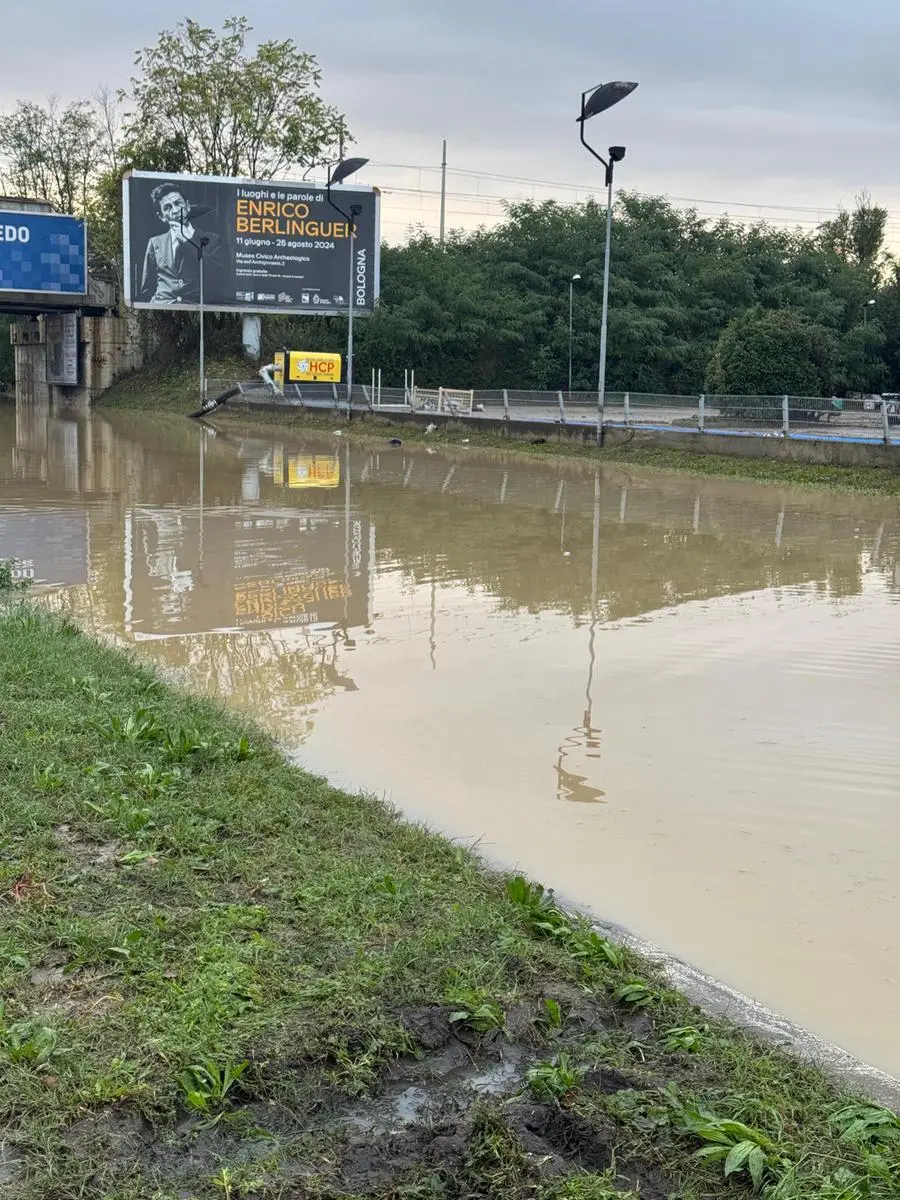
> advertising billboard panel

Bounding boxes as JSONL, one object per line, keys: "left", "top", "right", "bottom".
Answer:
{"left": 122, "top": 170, "right": 380, "bottom": 316}
{"left": 0, "top": 213, "right": 86, "bottom": 295}
{"left": 45, "top": 313, "right": 79, "bottom": 384}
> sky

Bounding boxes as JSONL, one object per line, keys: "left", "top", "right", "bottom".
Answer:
{"left": 1, "top": 0, "right": 899, "bottom": 243}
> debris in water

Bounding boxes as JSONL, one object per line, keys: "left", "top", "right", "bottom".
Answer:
{"left": 425, "top": 423, "right": 437, "bottom": 434}
{"left": 530, "top": 438, "right": 547, "bottom": 445}
{"left": 388, "top": 438, "right": 402, "bottom": 447}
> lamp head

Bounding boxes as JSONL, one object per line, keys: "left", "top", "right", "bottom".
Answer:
{"left": 330, "top": 156, "right": 369, "bottom": 186}
{"left": 579, "top": 81, "right": 638, "bottom": 122}
{"left": 608, "top": 146, "right": 626, "bottom": 163}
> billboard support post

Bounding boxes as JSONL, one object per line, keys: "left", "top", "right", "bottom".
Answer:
{"left": 326, "top": 156, "right": 370, "bottom": 423}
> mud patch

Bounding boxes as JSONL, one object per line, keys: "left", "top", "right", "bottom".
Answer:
{"left": 340, "top": 1124, "right": 468, "bottom": 1193}
{"left": 0, "top": 1139, "right": 24, "bottom": 1188}
{"left": 400, "top": 1004, "right": 455, "bottom": 1050}
{"left": 64, "top": 1106, "right": 154, "bottom": 1164}
{"left": 53, "top": 825, "right": 120, "bottom": 869}
{"left": 508, "top": 1102, "right": 616, "bottom": 1170}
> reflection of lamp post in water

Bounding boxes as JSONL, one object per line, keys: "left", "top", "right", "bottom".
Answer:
{"left": 555, "top": 472, "right": 605, "bottom": 803}
{"left": 198, "top": 424, "right": 205, "bottom": 579}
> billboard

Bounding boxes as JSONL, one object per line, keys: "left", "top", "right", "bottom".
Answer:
{"left": 122, "top": 170, "right": 380, "bottom": 316}
{"left": 0, "top": 212, "right": 86, "bottom": 295}
{"left": 45, "top": 313, "right": 79, "bottom": 385}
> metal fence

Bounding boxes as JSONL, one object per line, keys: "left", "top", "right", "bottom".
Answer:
{"left": 205, "top": 379, "right": 899, "bottom": 446}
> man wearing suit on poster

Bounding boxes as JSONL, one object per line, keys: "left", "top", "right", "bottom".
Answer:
{"left": 139, "top": 183, "right": 225, "bottom": 305}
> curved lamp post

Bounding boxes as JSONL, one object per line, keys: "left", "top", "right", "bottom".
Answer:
{"left": 577, "top": 81, "right": 638, "bottom": 439}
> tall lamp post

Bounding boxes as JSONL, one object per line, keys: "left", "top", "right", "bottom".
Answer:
{"left": 568, "top": 273, "right": 582, "bottom": 396}
{"left": 179, "top": 209, "right": 213, "bottom": 403}
{"left": 577, "top": 80, "right": 638, "bottom": 440}
{"left": 326, "top": 156, "right": 369, "bottom": 420}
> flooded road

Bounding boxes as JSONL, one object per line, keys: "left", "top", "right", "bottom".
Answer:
{"left": 2, "top": 402, "right": 899, "bottom": 1077}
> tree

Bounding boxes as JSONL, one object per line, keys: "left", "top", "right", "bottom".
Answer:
{"left": 818, "top": 192, "right": 889, "bottom": 273}
{"left": 706, "top": 307, "right": 837, "bottom": 397}
{"left": 0, "top": 98, "right": 103, "bottom": 213}
{"left": 120, "top": 17, "right": 350, "bottom": 178}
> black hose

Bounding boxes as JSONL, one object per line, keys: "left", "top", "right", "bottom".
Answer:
{"left": 187, "top": 385, "right": 241, "bottom": 419}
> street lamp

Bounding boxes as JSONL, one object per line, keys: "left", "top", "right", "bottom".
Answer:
{"left": 577, "top": 80, "right": 638, "bottom": 440}
{"left": 864, "top": 298, "right": 876, "bottom": 327}
{"left": 568, "top": 273, "right": 582, "bottom": 395}
{"left": 326, "top": 156, "right": 370, "bottom": 420}
{"left": 179, "top": 205, "right": 214, "bottom": 404}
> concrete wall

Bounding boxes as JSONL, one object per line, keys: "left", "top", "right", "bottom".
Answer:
{"left": 12, "top": 314, "right": 144, "bottom": 409}
{"left": 340, "top": 407, "right": 900, "bottom": 471}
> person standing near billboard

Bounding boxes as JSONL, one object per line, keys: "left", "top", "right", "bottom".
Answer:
{"left": 139, "top": 183, "right": 225, "bottom": 304}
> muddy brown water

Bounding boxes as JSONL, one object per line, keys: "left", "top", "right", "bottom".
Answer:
{"left": 2, "top": 403, "right": 899, "bottom": 1079}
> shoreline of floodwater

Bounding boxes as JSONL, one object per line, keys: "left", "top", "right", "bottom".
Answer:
{"left": 95, "top": 365, "right": 900, "bottom": 496}
{"left": 1, "top": 588, "right": 899, "bottom": 1198}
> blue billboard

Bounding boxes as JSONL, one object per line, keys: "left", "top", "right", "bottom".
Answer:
{"left": 0, "top": 213, "right": 86, "bottom": 295}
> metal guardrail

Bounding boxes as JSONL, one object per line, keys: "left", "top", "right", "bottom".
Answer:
{"left": 204, "top": 380, "right": 898, "bottom": 446}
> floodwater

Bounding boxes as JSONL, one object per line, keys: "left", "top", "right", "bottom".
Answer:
{"left": 2, "top": 402, "right": 900, "bottom": 1078}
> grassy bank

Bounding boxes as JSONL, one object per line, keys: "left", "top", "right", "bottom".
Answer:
{"left": 99, "top": 364, "right": 900, "bottom": 497}
{"left": 1, "top": 591, "right": 898, "bottom": 1199}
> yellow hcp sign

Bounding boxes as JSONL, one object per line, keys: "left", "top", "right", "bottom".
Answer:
{"left": 274, "top": 350, "right": 342, "bottom": 386}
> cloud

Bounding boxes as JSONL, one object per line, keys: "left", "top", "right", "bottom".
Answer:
{"left": 1, "top": 0, "right": 898, "bottom": 236}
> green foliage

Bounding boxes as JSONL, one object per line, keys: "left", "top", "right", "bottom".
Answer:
{"left": 120, "top": 17, "right": 348, "bottom": 179}
{"left": 505, "top": 876, "right": 624, "bottom": 971}
{"left": 447, "top": 988, "right": 506, "bottom": 1036}
{"left": 614, "top": 981, "right": 655, "bottom": 1009}
{"left": 526, "top": 1052, "right": 585, "bottom": 1101}
{"left": 707, "top": 306, "right": 837, "bottom": 397}
{"left": 0, "top": 1003, "right": 65, "bottom": 1070}
{"left": 663, "top": 1024, "right": 709, "bottom": 1053}
{"left": 0, "top": 559, "right": 31, "bottom": 594}
{"left": 676, "top": 1105, "right": 782, "bottom": 1191}
{"left": 0, "top": 97, "right": 105, "bottom": 214}
{"left": 831, "top": 1104, "right": 900, "bottom": 1148}
{"left": 177, "top": 1057, "right": 249, "bottom": 1116}
{"left": 537, "top": 997, "right": 564, "bottom": 1030}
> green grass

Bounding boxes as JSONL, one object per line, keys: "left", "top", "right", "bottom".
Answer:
{"left": 98, "top": 362, "right": 900, "bottom": 497}
{"left": 0, "top": 590, "right": 897, "bottom": 1198}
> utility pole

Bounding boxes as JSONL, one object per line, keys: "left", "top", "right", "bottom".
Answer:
{"left": 439, "top": 139, "right": 447, "bottom": 247}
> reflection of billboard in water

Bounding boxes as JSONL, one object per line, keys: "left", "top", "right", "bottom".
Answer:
{"left": 0, "top": 509, "right": 88, "bottom": 585}
{"left": 273, "top": 452, "right": 341, "bottom": 490}
{"left": 128, "top": 509, "right": 373, "bottom": 636}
